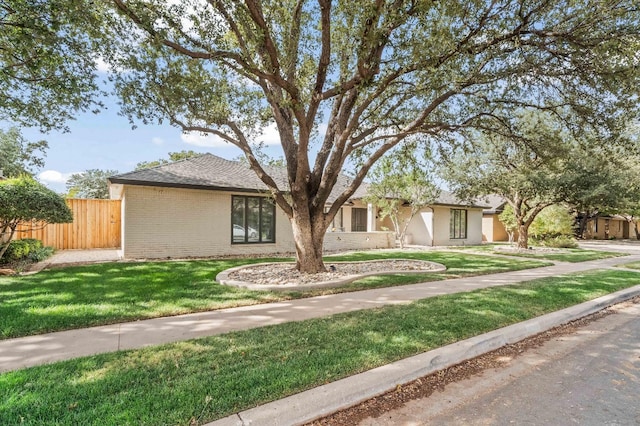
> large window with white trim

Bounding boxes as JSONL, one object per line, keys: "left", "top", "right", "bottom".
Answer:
{"left": 232, "top": 196, "right": 275, "bottom": 243}
{"left": 450, "top": 209, "right": 467, "bottom": 239}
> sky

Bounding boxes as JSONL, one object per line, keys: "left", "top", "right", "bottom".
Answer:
{"left": 12, "top": 84, "right": 284, "bottom": 194}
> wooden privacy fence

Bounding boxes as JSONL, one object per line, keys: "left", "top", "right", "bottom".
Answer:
{"left": 16, "top": 199, "right": 121, "bottom": 249}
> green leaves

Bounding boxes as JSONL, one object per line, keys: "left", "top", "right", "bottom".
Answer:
{"left": 0, "top": 127, "right": 48, "bottom": 178}
{"left": 0, "top": 0, "right": 104, "bottom": 131}
{"left": 0, "top": 175, "right": 73, "bottom": 258}
{"left": 0, "top": 176, "right": 73, "bottom": 225}
{"left": 65, "top": 169, "right": 120, "bottom": 199}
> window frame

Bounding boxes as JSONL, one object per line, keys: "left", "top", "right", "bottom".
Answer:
{"left": 351, "top": 207, "right": 368, "bottom": 232}
{"left": 449, "top": 209, "right": 468, "bottom": 239}
{"left": 231, "top": 195, "right": 276, "bottom": 244}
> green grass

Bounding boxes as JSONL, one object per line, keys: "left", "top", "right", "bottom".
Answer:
{"left": 494, "top": 248, "right": 624, "bottom": 263}
{"left": 0, "top": 252, "right": 550, "bottom": 340}
{"left": 1, "top": 269, "right": 638, "bottom": 425}
{"left": 617, "top": 261, "right": 640, "bottom": 270}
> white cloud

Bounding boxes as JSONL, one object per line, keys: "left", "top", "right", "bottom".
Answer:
{"left": 95, "top": 57, "right": 112, "bottom": 73}
{"left": 181, "top": 132, "right": 229, "bottom": 148}
{"left": 181, "top": 125, "right": 282, "bottom": 148}
{"left": 38, "top": 170, "right": 75, "bottom": 184}
{"left": 152, "top": 137, "right": 165, "bottom": 146}
{"left": 257, "top": 124, "right": 282, "bottom": 146}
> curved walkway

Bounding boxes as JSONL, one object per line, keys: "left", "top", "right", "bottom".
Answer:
{"left": 2, "top": 253, "right": 639, "bottom": 373}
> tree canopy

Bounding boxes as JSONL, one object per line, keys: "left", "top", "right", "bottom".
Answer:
{"left": 4, "top": 0, "right": 640, "bottom": 271}
{"left": 0, "top": 127, "right": 48, "bottom": 178}
{"left": 441, "top": 110, "right": 627, "bottom": 248}
{"left": 0, "top": 176, "right": 73, "bottom": 259}
{"left": 66, "top": 169, "right": 120, "bottom": 199}
{"left": 0, "top": 1, "right": 103, "bottom": 131}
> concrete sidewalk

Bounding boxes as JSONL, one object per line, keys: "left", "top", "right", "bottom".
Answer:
{"left": 26, "top": 248, "right": 122, "bottom": 273}
{"left": 2, "top": 253, "right": 639, "bottom": 373}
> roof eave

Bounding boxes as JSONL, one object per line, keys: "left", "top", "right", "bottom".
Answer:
{"left": 107, "top": 178, "right": 269, "bottom": 194}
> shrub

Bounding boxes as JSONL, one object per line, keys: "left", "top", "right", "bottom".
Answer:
{"left": 27, "top": 246, "right": 55, "bottom": 262}
{"left": 541, "top": 236, "right": 578, "bottom": 249}
{"left": 1, "top": 239, "right": 43, "bottom": 263}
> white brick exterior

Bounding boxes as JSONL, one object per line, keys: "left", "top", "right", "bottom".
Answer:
{"left": 120, "top": 185, "right": 296, "bottom": 258}
{"left": 323, "top": 231, "right": 394, "bottom": 251}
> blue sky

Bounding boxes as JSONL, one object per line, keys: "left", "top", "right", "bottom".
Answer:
{"left": 15, "top": 89, "right": 284, "bottom": 194}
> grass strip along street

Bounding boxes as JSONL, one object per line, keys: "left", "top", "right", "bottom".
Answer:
{"left": 0, "top": 251, "right": 549, "bottom": 339}
{"left": 1, "top": 269, "right": 638, "bottom": 425}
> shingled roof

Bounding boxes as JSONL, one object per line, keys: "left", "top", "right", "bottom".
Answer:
{"left": 109, "top": 153, "right": 484, "bottom": 208}
{"left": 109, "top": 153, "right": 367, "bottom": 203}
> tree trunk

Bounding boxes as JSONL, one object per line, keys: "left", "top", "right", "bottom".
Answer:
{"left": 290, "top": 213, "right": 327, "bottom": 274}
{"left": 0, "top": 225, "right": 17, "bottom": 260}
{"left": 516, "top": 223, "right": 529, "bottom": 249}
{"left": 577, "top": 215, "right": 588, "bottom": 239}
{"left": 635, "top": 222, "right": 640, "bottom": 241}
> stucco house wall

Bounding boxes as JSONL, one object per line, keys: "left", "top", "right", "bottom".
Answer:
{"left": 482, "top": 214, "right": 511, "bottom": 242}
{"left": 432, "top": 205, "right": 483, "bottom": 246}
{"left": 382, "top": 205, "right": 483, "bottom": 246}
{"left": 587, "top": 217, "right": 634, "bottom": 240}
{"left": 119, "top": 185, "right": 296, "bottom": 259}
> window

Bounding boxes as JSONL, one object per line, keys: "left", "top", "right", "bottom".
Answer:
{"left": 450, "top": 209, "right": 467, "bottom": 239}
{"left": 232, "top": 195, "right": 275, "bottom": 243}
{"left": 351, "top": 208, "right": 368, "bottom": 232}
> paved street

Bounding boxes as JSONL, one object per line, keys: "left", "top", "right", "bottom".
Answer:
{"left": 357, "top": 299, "right": 640, "bottom": 426}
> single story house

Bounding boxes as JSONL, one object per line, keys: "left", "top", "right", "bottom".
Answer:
{"left": 586, "top": 215, "right": 637, "bottom": 240}
{"left": 481, "top": 194, "right": 640, "bottom": 242}
{"left": 108, "top": 154, "right": 485, "bottom": 259}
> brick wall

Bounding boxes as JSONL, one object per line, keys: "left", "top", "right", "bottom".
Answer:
{"left": 121, "top": 185, "right": 296, "bottom": 258}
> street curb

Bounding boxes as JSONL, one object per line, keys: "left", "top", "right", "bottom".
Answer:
{"left": 207, "top": 284, "right": 640, "bottom": 426}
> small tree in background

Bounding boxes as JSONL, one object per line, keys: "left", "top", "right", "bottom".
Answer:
{"left": 0, "top": 176, "right": 73, "bottom": 259}
{"left": 365, "top": 150, "right": 440, "bottom": 248}
{"left": 529, "top": 204, "right": 574, "bottom": 242}
{"left": 66, "top": 169, "right": 120, "bottom": 199}
{"left": 498, "top": 205, "right": 518, "bottom": 244}
{"left": 0, "top": 127, "right": 48, "bottom": 178}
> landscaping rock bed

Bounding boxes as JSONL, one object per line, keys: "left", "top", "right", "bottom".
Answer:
{"left": 218, "top": 259, "right": 446, "bottom": 290}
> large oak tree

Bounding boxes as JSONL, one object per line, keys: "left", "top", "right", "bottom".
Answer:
{"left": 8, "top": 0, "right": 640, "bottom": 271}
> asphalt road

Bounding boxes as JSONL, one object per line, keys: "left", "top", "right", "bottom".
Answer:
{"left": 358, "top": 299, "right": 640, "bottom": 426}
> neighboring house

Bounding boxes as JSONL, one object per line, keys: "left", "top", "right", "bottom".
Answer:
{"left": 480, "top": 195, "right": 512, "bottom": 242}
{"left": 481, "top": 195, "right": 640, "bottom": 241}
{"left": 585, "top": 215, "right": 638, "bottom": 240}
{"left": 108, "top": 154, "right": 484, "bottom": 259}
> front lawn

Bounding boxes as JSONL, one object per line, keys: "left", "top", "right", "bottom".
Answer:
{"left": 1, "top": 269, "right": 638, "bottom": 425}
{"left": 494, "top": 248, "right": 624, "bottom": 263}
{"left": 0, "top": 252, "right": 550, "bottom": 339}
{"left": 447, "top": 245, "right": 624, "bottom": 263}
